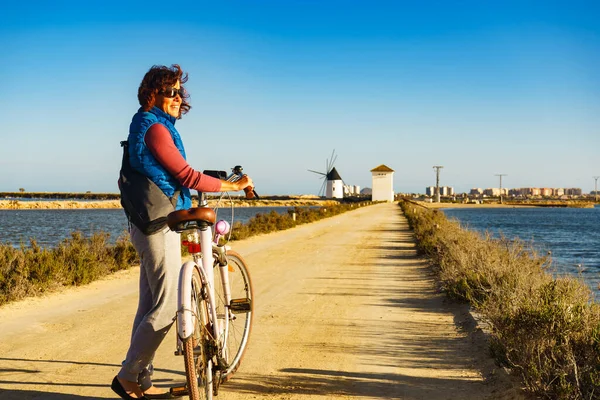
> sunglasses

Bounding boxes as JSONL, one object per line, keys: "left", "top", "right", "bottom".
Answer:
{"left": 160, "top": 87, "right": 185, "bottom": 98}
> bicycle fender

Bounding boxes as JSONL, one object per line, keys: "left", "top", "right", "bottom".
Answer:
{"left": 177, "top": 260, "right": 198, "bottom": 340}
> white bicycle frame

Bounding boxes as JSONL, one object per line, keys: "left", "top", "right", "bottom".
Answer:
{"left": 176, "top": 221, "right": 234, "bottom": 363}
{"left": 175, "top": 172, "right": 246, "bottom": 396}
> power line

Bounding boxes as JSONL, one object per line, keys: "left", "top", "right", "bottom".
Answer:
{"left": 494, "top": 174, "right": 507, "bottom": 204}
{"left": 433, "top": 166, "right": 444, "bottom": 203}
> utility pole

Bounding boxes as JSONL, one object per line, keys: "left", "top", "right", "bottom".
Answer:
{"left": 433, "top": 166, "right": 444, "bottom": 203}
{"left": 594, "top": 176, "right": 599, "bottom": 202}
{"left": 495, "top": 174, "right": 507, "bottom": 204}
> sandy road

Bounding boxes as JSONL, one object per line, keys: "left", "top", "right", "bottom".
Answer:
{"left": 0, "top": 203, "right": 525, "bottom": 400}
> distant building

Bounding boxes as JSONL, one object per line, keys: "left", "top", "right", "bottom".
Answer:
{"left": 470, "top": 188, "right": 483, "bottom": 196}
{"left": 426, "top": 186, "right": 453, "bottom": 197}
{"left": 510, "top": 188, "right": 531, "bottom": 197}
{"left": 564, "top": 188, "right": 582, "bottom": 196}
{"left": 511, "top": 188, "right": 538, "bottom": 196}
{"left": 370, "top": 165, "right": 395, "bottom": 202}
{"left": 440, "top": 186, "right": 454, "bottom": 196}
{"left": 474, "top": 186, "right": 582, "bottom": 198}
{"left": 483, "top": 188, "right": 507, "bottom": 196}
{"left": 343, "top": 184, "right": 361, "bottom": 196}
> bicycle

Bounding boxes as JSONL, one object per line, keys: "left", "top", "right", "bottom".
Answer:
{"left": 166, "top": 167, "right": 256, "bottom": 400}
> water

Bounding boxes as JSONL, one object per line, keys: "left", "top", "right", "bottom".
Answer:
{"left": 442, "top": 206, "right": 600, "bottom": 293}
{"left": 0, "top": 206, "right": 298, "bottom": 248}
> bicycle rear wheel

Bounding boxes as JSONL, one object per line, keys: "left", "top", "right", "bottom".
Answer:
{"left": 183, "top": 267, "right": 213, "bottom": 400}
{"left": 213, "top": 250, "right": 254, "bottom": 382}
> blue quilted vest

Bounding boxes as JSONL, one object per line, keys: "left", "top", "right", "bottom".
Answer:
{"left": 128, "top": 107, "right": 192, "bottom": 210}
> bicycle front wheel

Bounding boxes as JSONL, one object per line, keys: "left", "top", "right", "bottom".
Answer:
{"left": 213, "top": 250, "right": 254, "bottom": 382}
{"left": 183, "top": 267, "right": 213, "bottom": 400}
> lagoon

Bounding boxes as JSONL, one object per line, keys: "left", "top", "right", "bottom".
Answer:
{"left": 0, "top": 207, "right": 298, "bottom": 248}
{"left": 442, "top": 206, "right": 600, "bottom": 294}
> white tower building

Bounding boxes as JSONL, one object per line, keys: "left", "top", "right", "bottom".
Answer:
{"left": 370, "top": 165, "right": 395, "bottom": 202}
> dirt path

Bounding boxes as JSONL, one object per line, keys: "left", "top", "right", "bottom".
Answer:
{"left": 0, "top": 203, "right": 526, "bottom": 399}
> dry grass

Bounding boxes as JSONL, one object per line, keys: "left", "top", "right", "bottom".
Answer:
{"left": 401, "top": 200, "right": 600, "bottom": 399}
{"left": 0, "top": 232, "right": 137, "bottom": 306}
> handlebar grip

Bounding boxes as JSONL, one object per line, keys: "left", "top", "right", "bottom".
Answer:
{"left": 244, "top": 186, "right": 257, "bottom": 199}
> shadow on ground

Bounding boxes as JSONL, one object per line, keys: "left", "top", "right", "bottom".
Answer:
{"left": 0, "top": 357, "right": 184, "bottom": 399}
{"left": 221, "top": 205, "right": 514, "bottom": 399}
{"left": 225, "top": 368, "right": 485, "bottom": 400}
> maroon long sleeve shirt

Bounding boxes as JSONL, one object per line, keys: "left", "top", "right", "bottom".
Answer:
{"left": 145, "top": 123, "right": 222, "bottom": 192}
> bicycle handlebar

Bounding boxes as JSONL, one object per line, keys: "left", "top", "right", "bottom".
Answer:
{"left": 203, "top": 166, "right": 258, "bottom": 200}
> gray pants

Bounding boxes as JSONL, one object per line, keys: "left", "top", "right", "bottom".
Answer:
{"left": 118, "top": 224, "right": 182, "bottom": 383}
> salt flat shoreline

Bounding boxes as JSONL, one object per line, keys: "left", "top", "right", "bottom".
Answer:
{"left": 0, "top": 198, "right": 341, "bottom": 210}
{"left": 1, "top": 199, "right": 592, "bottom": 210}
{"left": 417, "top": 201, "right": 596, "bottom": 209}
{"left": 418, "top": 202, "right": 536, "bottom": 209}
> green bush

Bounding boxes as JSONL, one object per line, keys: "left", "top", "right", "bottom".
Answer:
{"left": 400, "top": 200, "right": 600, "bottom": 399}
{"left": 0, "top": 231, "right": 137, "bottom": 306}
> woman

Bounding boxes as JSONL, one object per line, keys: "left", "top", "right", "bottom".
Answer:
{"left": 112, "top": 64, "right": 253, "bottom": 400}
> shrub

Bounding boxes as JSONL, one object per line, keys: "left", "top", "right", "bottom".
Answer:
{"left": 0, "top": 231, "right": 137, "bottom": 306}
{"left": 400, "top": 200, "right": 600, "bottom": 399}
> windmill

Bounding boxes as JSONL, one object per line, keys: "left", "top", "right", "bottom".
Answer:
{"left": 308, "top": 150, "right": 344, "bottom": 199}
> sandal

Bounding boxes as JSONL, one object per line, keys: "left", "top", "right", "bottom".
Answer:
{"left": 111, "top": 376, "right": 147, "bottom": 399}
{"left": 137, "top": 368, "right": 181, "bottom": 399}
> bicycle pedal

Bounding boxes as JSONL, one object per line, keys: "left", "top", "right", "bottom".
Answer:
{"left": 170, "top": 385, "right": 188, "bottom": 396}
{"left": 229, "top": 298, "right": 251, "bottom": 313}
{"left": 216, "top": 355, "right": 230, "bottom": 370}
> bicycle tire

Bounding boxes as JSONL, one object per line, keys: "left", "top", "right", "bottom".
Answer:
{"left": 183, "top": 267, "right": 213, "bottom": 400}
{"left": 213, "top": 250, "right": 254, "bottom": 382}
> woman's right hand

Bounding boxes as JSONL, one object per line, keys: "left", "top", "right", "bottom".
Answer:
{"left": 218, "top": 174, "right": 254, "bottom": 195}
{"left": 235, "top": 175, "right": 253, "bottom": 191}
{"left": 237, "top": 175, "right": 256, "bottom": 199}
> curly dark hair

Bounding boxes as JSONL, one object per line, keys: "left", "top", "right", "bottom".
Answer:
{"left": 137, "top": 64, "right": 191, "bottom": 117}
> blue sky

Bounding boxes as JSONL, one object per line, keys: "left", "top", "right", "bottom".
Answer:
{"left": 1, "top": 0, "right": 598, "bottom": 195}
